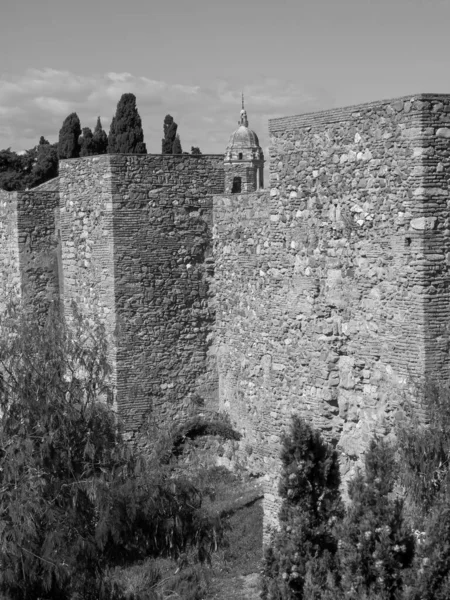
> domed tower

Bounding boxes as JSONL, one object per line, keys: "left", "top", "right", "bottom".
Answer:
{"left": 224, "top": 95, "right": 264, "bottom": 194}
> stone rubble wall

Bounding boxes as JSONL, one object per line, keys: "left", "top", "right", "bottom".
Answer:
{"left": 0, "top": 190, "right": 21, "bottom": 310}
{"left": 59, "top": 154, "right": 224, "bottom": 440}
{"left": 0, "top": 188, "right": 59, "bottom": 317}
{"left": 213, "top": 94, "right": 450, "bottom": 529}
{"left": 109, "top": 154, "right": 223, "bottom": 438}
{"left": 59, "top": 155, "right": 118, "bottom": 395}
{"left": 17, "top": 189, "right": 60, "bottom": 315}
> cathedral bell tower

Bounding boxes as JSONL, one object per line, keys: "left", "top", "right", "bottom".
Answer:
{"left": 224, "top": 95, "right": 264, "bottom": 194}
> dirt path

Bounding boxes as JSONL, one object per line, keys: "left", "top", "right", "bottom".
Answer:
{"left": 207, "top": 572, "right": 260, "bottom": 600}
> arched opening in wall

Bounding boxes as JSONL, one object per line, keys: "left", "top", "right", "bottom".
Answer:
{"left": 232, "top": 176, "right": 242, "bottom": 194}
{"left": 238, "top": 152, "right": 243, "bottom": 160}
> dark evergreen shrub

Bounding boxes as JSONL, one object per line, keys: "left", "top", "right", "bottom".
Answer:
{"left": 261, "top": 416, "right": 343, "bottom": 599}
{"left": 58, "top": 112, "right": 81, "bottom": 159}
{"left": 172, "top": 133, "right": 182, "bottom": 154}
{"left": 107, "top": 94, "right": 147, "bottom": 154}
{"left": 396, "top": 382, "right": 450, "bottom": 599}
{"left": 162, "top": 114, "right": 177, "bottom": 154}
{"left": 93, "top": 117, "right": 108, "bottom": 155}
{"left": 191, "top": 146, "right": 202, "bottom": 155}
{"left": 79, "top": 127, "right": 95, "bottom": 156}
{"left": 336, "top": 439, "right": 414, "bottom": 600}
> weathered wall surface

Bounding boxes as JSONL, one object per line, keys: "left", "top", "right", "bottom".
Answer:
{"left": 17, "top": 188, "right": 60, "bottom": 315}
{"left": 213, "top": 94, "right": 450, "bottom": 528}
{"left": 224, "top": 163, "right": 259, "bottom": 193}
{"left": 60, "top": 154, "right": 224, "bottom": 440}
{"left": 59, "top": 156, "right": 118, "bottom": 397}
{"left": 0, "top": 190, "right": 20, "bottom": 310}
{"left": 109, "top": 154, "right": 223, "bottom": 437}
{"left": 0, "top": 186, "right": 59, "bottom": 316}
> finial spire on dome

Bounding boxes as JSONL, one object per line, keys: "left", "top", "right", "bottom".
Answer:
{"left": 239, "top": 93, "right": 248, "bottom": 127}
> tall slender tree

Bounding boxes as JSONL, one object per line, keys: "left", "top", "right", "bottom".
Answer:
{"left": 92, "top": 117, "right": 108, "bottom": 155}
{"left": 107, "top": 94, "right": 147, "bottom": 154}
{"left": 58, "top": 113, "right": 81, "bottom": 159}
{"left": 172, "top": 134, "right": 182, "bottom": 155}
{"left": 79, "top": 127, "right": 95, "bottom": 157}
{"left": 162, "top": 115, "right": 177, "bottom": 154}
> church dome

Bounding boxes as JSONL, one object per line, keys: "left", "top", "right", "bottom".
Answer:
{"left": 225, "top": 99, "right": 264, "bottom": 162}
{"left": 227, "top": 123, "right": 260, "bottom": 149}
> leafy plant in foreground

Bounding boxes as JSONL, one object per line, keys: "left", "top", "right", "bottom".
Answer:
{"left": 0, "top": 303, "right": 224, "bottom": 599}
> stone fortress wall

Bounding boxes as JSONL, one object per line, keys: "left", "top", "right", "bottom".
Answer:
{"left": 2, "top": 94, "right": 450, "bottom": 530}
{"left": 59, "top": 153, "right": 224, "bottom": 438}
{"left": 0, "top": 181, "right": 60, "bottom": 316}
{"left": 213, "top": 94, "right": 450, "bottom": 526}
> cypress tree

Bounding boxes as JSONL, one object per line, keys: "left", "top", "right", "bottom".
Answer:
{"left": 79, "top": 127, "right": 95, "bottom": 157}
{"left": 58, "top": 113, "right": 81, "bottom": 159}
{"left": 262, "top": 416, "right": 343, "bottom": 599}
{"left": 39, "top": 136, "right": 50, "bottom": 146}
{"left": 172, "top": 134, "right": 182, "bottom": 155}
{"left": 162, "top": 115, "right": 177, "bottom": 154}
{"left": 107, "top": 94, "right": 147, "bottom": 154}
{"left": 92, "top": 117, "right": 108, "bottom": 155}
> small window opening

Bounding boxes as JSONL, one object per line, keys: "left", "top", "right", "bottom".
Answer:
{"left": 232, "top": 176, "right": 242, "bottom": 194}
{"left": 238, "top": 152, "right": 243, "bottom": 160}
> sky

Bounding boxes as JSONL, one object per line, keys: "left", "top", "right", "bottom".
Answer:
{"left": 2, "top": 0, "right": 450, "bottom": 157}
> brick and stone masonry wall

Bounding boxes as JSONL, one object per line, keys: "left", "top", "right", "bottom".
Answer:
{"left": 0, "top": 186, "right": 60, "bottom": 316}
{"left": 59, "top": 154, "right": 224, "bottom": 439}
{"left": 17, "top": 187, "right": 60, "bottom": 314}
{"left": 213, "top": 94, "right": 450, "bottom": 529}
{"left": 59, "top": 156, "right": 118, "bottom": 395}
{"left": 0, "top": 190, "right": 21, "bottom": 309}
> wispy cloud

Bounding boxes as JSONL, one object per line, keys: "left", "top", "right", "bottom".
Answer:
{"left": 0, "top": 68, "right": 333, "bottom": 154}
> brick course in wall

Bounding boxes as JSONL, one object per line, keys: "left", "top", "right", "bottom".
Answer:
{"left": 213, "top": 94, "right": 450, "bottom": 529}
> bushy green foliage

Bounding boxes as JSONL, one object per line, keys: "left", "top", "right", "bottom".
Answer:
{"left": 31, "top": 141, "right": 58, "bottom": 186}
{"left": 93, "top": 117, "right": 108, "bottom": 155}
{"left": 191, "top": 146, "right": 202, "bottom": 155}
{"left": 162, "top": 114, "right": 177, "bottom": 154}
{"left": 58, "top": 113, "right": 82, "bottom": 159}
{"left": 336, "top": 439, "right": 414, "bottom": 600}
{"left": 0, "top": 147, "right": 39, "bottom": 191}
{"left": 262, "top": 416, "right": 343, "bottom": 599}
{"left": 0, "top": 303, "right": 224, "bottom": 599}
{"left": 108, "top": 94, "right": 147, "bottom": 154}
{"left": 0, "top": 139, "right": 59, "bottom": 191}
